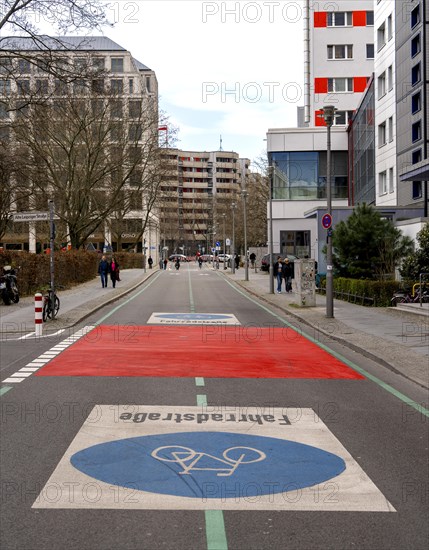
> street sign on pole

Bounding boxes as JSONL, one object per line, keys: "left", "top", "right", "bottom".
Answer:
{"left": 322, "top": 213, "right": 332, "bottom": 229}
{"left": 13, "top": 211, "right": 50, "bottom": 222}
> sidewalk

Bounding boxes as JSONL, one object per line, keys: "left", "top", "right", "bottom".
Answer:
{"left": 0, "top": 265, "right": 427, "bottom": 389}
{"left": 219, "top": 267, "right": 428, "bottom": 390}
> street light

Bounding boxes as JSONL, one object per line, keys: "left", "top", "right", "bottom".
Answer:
{"left": 268, "top": 166, "right": 274, "bottom": 294}
{"left": 222, "top": 213, "right": 227, "bottom": 270}
{"left": 241, "top": 189, "right": 249, "bottom": 281}
{"left": 321, "top": 105, "right": 337, "bottom": 319}
{"left": 230, "top": 202, "right": 236, "bottom": 274}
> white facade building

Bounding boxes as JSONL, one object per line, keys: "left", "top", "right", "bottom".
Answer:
{"left": 374, "top": 0, "right": 397, "bottom": 206}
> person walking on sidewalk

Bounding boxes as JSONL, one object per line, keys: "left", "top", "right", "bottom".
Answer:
{"left": 274, "top": 256, "right": 284, "bottom": 293}
{"left": 110, "top": 256, "right": 120, "bottom": 288}
{"left": 148, "top": 256, "right": 153, "bottom": 269}
{"left": 283, "top": 257, "right": 293, "bottom": 293}
{"left": 98, "top": 255, "right": 110, "bottom": 288}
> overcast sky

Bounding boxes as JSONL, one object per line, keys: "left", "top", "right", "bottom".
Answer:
{"left": 105, "top": 1, "right": 304, "bottom": 163}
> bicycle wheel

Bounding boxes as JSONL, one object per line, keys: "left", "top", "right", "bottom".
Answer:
{"left": 42, "top": 298, "right": 50, "bottom": 322}
{"left": 50, "top": 295, "right": 60, "bottom": 319}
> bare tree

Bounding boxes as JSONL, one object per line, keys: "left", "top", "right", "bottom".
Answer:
{"left": 11, "top": 87, "right": 174, "bottom": 249}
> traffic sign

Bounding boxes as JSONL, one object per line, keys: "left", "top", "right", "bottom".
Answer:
{"left": 216, "top": 241, "right": 220, "bottom": 247}
{"left": 13, "top": 211, "right": 49, "bottom": 222}
{"left": 322, "top": 213, "right": 332, "bottom": 229}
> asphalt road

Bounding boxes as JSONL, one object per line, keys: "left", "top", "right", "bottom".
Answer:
{"left": 1, "top": 262, "right": 428, "bottom": 550}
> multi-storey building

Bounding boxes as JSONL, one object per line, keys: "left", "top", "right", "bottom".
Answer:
{"left": 304, "top": 0, "right": 374, "bottom": 128}
{"left": 268, "top": 1, "right": 375, "bottom": 268}
{"left": 0, "top": 36, "right": 159, "bottom": 255}
{"left": 374, "top": 0, "right": 397, "bottom": 206}
{"left": 396, "top": 0, "right": 429, "bottom": 215}
{"left": 159, "top": 150, "right": 249, "bottom": 254}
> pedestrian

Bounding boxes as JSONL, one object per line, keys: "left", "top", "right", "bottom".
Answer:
{"left": 249, "top": 252, "right": 256, "bottom": 268}
{"left": 235, "top": 254, "right": 240, "bottom": 269}
{"left": 98, "top": 255, "right": 110, "bottom": 288}
{"left": 198, "top": 256, "right": 203, "bottom": 269}
{"left": 148, "top": 256, "right": 153, "bottom": 269}
{"left": 274, "top": 256, "right": 283, "bottom": 293}
{"left": 283, "top": 257, "right": 293, "bottom": 292}
{"left": 163, "top": 258, "right": 168, "bottom": 270}
{"left": 110, "top": 256, "right": 120, "bottom": 288}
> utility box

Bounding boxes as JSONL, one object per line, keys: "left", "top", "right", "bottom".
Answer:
{"left": 294, "top": 259, "right": 316, "bottom": 307}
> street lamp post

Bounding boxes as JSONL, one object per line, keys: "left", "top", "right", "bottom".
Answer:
{"left": 321, "top": 105, "right": 336, "bottom": 319}
{"left": 268, "top": 166, "right": 274, "bottom": 294}
{"left": 241, "top": 189, "right": 249, "bottom": 281}
{"left": 222, "top": 213, "right": 227, "bottom": 270}
{"left": 230, "top": 202, "right": 236, "bottom": 274}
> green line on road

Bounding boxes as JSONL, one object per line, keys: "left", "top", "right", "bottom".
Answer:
{"left": 205, "top": 511, "right": 228, "bottom": 550}
{"left": 0, "top": 386, "right": 12, "bottom": 397}
{"left": 94, "top": 272, "right": 162, "bottom": 325}
{"left": 196, "top": 392, "right": 228, "bottom": 550}
{"left": 220, "top": 274, "right": 429, "bottom": 418}
{"left": 188, "top": 267, "right": 195, "bottom": 313}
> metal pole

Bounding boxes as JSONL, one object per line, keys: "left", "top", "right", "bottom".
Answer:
{"left": 242, "top": 190, "right": 249, "bottom": 281}
{"left": 268, "top": 168, "right": 274, "bottom": 294}
{"left": 323, "top": 105, "right": 335, "bottom": 318}
{"left": 231, "top": 203, "right": 236, "bottom": 274}
{"left": 222, "top": 213, "right": 226, "bottom": 270}
{"left": 48, "top": 200, "right": 55, "bottom": 312}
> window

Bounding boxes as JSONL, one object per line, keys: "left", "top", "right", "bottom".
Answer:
{"left": 378, "top": 122, "right": 386, "bottom": 147}
{"left": 379, "top": 171, "right": 387, "bottom": 195}
{"left": 411, "top": 63, "right": 421, "bottom": 85}
{"left": 412, "top": 120, "right": 421, "bottom": 142}
{"left": 377, "top": 22, "right": 386, "bottom": 51}
{"left": 0, "top": 102, "right": 9, "bottom": 119}
{"left": 333, "top": 110, "right": 353, "bottom": 125}
{"left": 411, "top": 34, "right": 421, "bottom": 57}
{"left": 389, "top": 167, "right": 394, "bottom": 193}
{"left": 111, "top": 79, "right": 123, "bottom": 94}
{"left": 366, "top": 11, "right": 374, "bottom": 26}
{"left": 129, "top": 123, "right": 142, "bottom": 141}
{"left": 327, "top": 12, "right": 352, "bottom": 27}
{"left": 91, "top": 79, "right": 104, "bottom": 93}
{"left": 0, "top": 58, "right": 12, "bottom": 74}
{"left": 0, "top": 80, "right": 11, "bottom": 95}
{"left": 388, "top": 116, "right": 394, "bottom": 142}
{"left": 92, "top": 57, "right": 105, "bottom": 71}
{"left": 145, "top": 76, "right": 151, "bottom": 92}
{"left": 73, "top": 79, "right": 86, "bottom": 94}
{"left": 17, "top": 79, "right": 30, "bottom": 95}
{"left": 54, "top": 79, "right": 68, "bottom": 95}
{"left": 412, "top": 149, "right": 422, "bottom": 164}
{"left": 110, "top": 99, "right": 122, "bottom": 118}
{"left": 129, "top": 78, "right": 134, "bottom": 94}
{"left": 366, "top": 44, "right": 374, "bottom": 59}
{"left": 74, "top": 57, "right": 87, "bottom": 71}
{"left": 111, "top": 57, "right": 124, "bottom": 72}
{"left": 128, "top": 100, "right": 141, "bottom": 118}
{"left": 327, "top": 78, "right": 353, "bottom": 92}
{"left": 327, "top": 45, "right": 353, "bottom": 59}
{"left": 378, "top": 72, "right": 386, "bottom": 99}
{"left": 411, "top": 5, "right": 420, "bottom": 28}
{"left": 412, "top": 181, "right": 422, "bottom": 199}
{"left": 387, "top": 14, "right": 393, "bottom": 40}
{"left": 18, "top": 59, "right": 31, "bottom": 74}
{"left": 412, "top": 92, "right": 421, "bottom": 114}
{"left": 387, "top": 65, "right": 393, "bottom": 91}
{"left": 35, "top": 79, "right": 48, "bottom": 95}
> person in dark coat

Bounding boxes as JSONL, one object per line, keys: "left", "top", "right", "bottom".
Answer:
{"left": 148, "top": 256, "right": 153, "bottom": 269}
{"left": 98, "top": 255, "right": 110, "bottom": 288}
{"left": 273, "top": 256, "right": 283, "bottom": 293}
{"left": 283, "top": 258, "right": 293, "bottom": 292}
{"left": 110, "top": 256, "right": 120, "bottom": 288}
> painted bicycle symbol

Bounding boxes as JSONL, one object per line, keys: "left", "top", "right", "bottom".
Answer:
{"left": 151, "top": 445, "right": 267, "bottom": 477}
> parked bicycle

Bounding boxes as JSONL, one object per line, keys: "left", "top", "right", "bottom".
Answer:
{"left": 391, "top": 287, "right": 429, "bottom": 306}
{"left": 42, "top": 286, "right": 61, "bottom": 321}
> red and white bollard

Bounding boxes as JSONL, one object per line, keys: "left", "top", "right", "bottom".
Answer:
{"left": 35, "top": 292, "right": 43, "bottom": 337}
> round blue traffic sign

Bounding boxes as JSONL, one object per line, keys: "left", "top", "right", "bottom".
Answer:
{"left": 70, "top": 431, "right": 345, "bottom": 499}
{"left": 322, "top": 213, "right": 332, "bottom": 229}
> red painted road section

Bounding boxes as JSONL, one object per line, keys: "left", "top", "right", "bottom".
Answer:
{"left": 36, "top": 325, "right": 364, "bottom": 379}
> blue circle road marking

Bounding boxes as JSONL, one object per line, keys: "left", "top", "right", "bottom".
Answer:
{"left": 154, "top": 313, "right": 232, "bottom": 320}
{"left": 70, "top": 432, "right": 346, "bottom": 499}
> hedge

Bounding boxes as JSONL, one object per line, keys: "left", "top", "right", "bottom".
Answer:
{"left": 0, "top": 250, "right": 144, "bottom": 297}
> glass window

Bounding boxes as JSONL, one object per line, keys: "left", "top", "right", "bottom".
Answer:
{"left": 0, "top": 58, "right": 12, "bottom": 74}
{"left": 377, "top": 72, "right": 386, "bottom": 99}
{"left": 111, "top": 79, "right": 123, "bottom": 94}
{"left": 129, "top": 78, "right": 134, "bottom": 94}
{"left": 378, "top": 122, "right": 386, "bottom": 147}
{"left": 0, "top": 80, "right": 11, "bottom": 95}
{"left": 412, "top": 181, "right": 422, "bottom": 199}
{"left": 366, "top": 11, "right": 374, "bottom": 26}
{"left": 412, "top": 92, "right": 421, "bottom": 114}
{"left": 377, "top": 22, "right": 386, "bottom": 51}
{"left": 387, "top": 14, "right": 393, "bottom": 40}
{"left": 366, "top": 44, "right": 374, "bottom": 59}
{"left": 388, "top": 116, "right": 393, "bottom": 142}
{"left": 411, "top": 63, "right": 421, "bottom": 85}
{"left": 328, "top": 77, "right": 353, "bottom": 92}
{"left": 129, "top": 123, "right": 142, "bottom": 141}
{"left": 412, "top": 120, "right": 421, "bottom": 142}
{"left": 327, "top": 12, "right": 352, "bottom": 27}
{"left": 327, "top": 45, "right": 353, "bottom": 59}
{"left": 379, "top": 171, "right": 387, "bottom": 194}
{"left": 17, "top": 79, "right": 30, "bottom": 95}
{"left": 35, "top": 79, "right": 48, "bottom": 95}
{"left": 411, "top": 6, "right": 420, "bottom": 28}
{"left": 128, "top": 100, "right": 141, "bottom": 118}
{"left": 18, "top": 59, "right": 31, "bottom": 74}
{"left": 0, "top": 102, "right": 9, "bottom": 119}
{"left": 111, "top": 57, "right": 124, "bottom": 72}
{"left": 54, "top": 79, "right": 68, "bottom": 95}
{"left": 411, "top": 34, "right": 421, "bottom": 57}
{"left": 92, "top": 57, "right": 105, "bottom": 71}
{"left": 110, "top": 99, "right": 122, "bottom": 118}
{"left": 91, "top": 79, "right": 104, "bottom": 93}
{"left": 412, "top": 149, "right": 422, "bottom": 164}
{"left": 387, "top": 65, "right": 393, "bottom": 91}
{"left": 389, "top": 168, "right": 394, "bottom": 193}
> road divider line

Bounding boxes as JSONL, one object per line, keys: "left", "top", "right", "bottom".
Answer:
{"left": 195, "top": 392, "right": 228, "bottom": 550}
{"left": 0, "top": 386, "right": 12, "bottom": 396}
{"left": 220, "top": 274, "right": 429, "bottom": 418}
{"left": 195, "top": 377, "right": 205, "bottom": 387}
